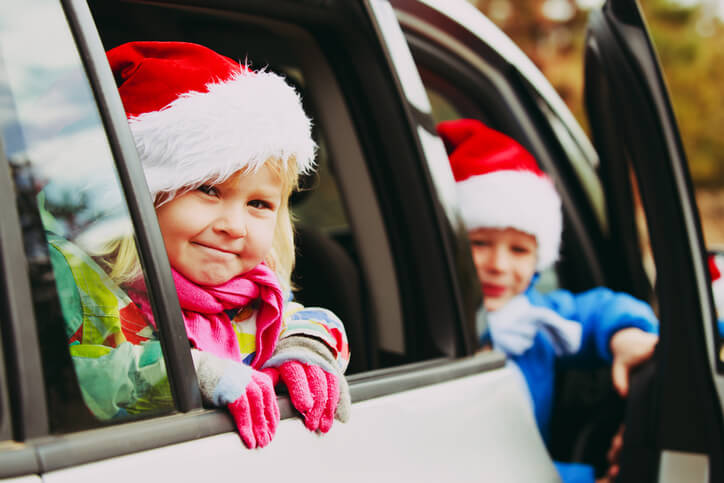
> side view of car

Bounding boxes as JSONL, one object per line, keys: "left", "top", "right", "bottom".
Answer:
{"left": 0, "top": 0, "right": 721, "bottom": 482}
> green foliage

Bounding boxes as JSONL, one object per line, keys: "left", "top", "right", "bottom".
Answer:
{"left": 644, "top": 1, "right": 724, "bottom": 188}
{"left": 476, "top": 0, "right": 724, "bottom": 189}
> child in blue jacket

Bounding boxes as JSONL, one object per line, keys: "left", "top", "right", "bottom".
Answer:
{"left": 437, "top": 118, "right": 659, "bottom": 483}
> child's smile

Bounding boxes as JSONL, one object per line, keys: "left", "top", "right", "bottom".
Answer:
{"left": 155, "top": 165, "right": 283, "bottom": 286}
{"left": 480, "top": 282, "right": 507, "bottom": 297}
{"left": 191, "top": 242, "right": 240, "bottom": 259}
{"left": 468, "top": 227, "right": 538, "bottom": 311}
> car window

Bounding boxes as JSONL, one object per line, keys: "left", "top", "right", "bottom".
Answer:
{"left": 88, "top": 0, "right": 449, "bottom": 374}
{"left": 0, "top": 0, "right": 176, "bottom": 432}
{"left": 405, "top": 20, "right": 657, "bottom": 302}
{"left": 413, "top": 56, "right": 569, "bottom": 294}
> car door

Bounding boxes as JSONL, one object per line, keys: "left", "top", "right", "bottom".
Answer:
{"left": 583, "top": 1, "right": 724, "bottom": 481}
{"left": 392, "top": 0, "right": 632, "bottom": 471}
{"left": 394, "top": 0, "right": 724, "bottom": 480}
{"left": 0, "top": 0, "right": 561, "bottom": 481}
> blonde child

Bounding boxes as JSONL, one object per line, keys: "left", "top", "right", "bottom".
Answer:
{"left": 437, "top": 119, "right": 658, "bottom": 483}
{"left": 59, "top": 41, "right": 350, "bottom": 449}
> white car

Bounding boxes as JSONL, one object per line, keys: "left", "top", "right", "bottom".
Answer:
{"left": 0, "top": 0, "right": 720, "bottom": 482}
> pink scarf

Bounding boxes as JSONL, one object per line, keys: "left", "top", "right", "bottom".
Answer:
{"left": 127, "top": 264, "right": 283, "bottom": 368}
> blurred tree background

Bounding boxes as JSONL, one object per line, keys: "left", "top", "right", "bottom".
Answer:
{"left": 471, "top": 0, "right": 724, "bottom": 246}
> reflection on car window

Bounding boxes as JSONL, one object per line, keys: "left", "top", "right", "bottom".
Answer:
{"left": 0, "top": 0, "right": 175, "bottom": 431}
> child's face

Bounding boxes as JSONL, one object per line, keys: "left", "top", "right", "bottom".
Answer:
{"left": 156, "top": 165, "right": 282, "bottom": 286}
{"left": 469, "top": 227, "right": 538, "bottom": 311}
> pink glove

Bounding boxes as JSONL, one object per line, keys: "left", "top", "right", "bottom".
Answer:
{"left": 267, "top": 361, "right": 340, "bottom": 433}
{"left": 227, "top": 370, "right": 280, "bottom": 448}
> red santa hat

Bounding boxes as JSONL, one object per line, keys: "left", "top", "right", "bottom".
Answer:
{"left": 106, "top": 41, "right": 316, "bottom": 200}
{"left": 437, "top": 118, "right": 562, "bottom": 270}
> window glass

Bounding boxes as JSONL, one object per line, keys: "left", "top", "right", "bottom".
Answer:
{"left": 418, "top": 66, "right": 491, "bottom": 125}
{"left": 0, "top": 0, "right": 174, "bottom": 431}
{"left": 534, "top": 95, "right": 607, "bottom": 236}
{"left": 291, "top": 137, "right": 349, "bottom": 233}
{"left": 270, "top": 68, "right": 349, "bottom": 233}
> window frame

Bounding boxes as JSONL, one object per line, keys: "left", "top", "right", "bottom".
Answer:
{"left": 82, "top": 0, "right": 489, "bottom": 382}
{"left": 0, "top": 134, "right": 48, "bottom": 478}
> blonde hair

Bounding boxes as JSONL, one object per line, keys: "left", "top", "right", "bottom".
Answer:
{"left": 95, "top": 157, "right": 300, "bottom": 293}
{"left": 261, "top": 156, "right": 299, "bottom": 292}
{"left": 94, "top": 234, "right": 143, "bottom": 286}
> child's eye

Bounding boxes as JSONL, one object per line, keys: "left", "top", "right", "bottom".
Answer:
{"left": 470, "top": 239, "right": 491, "bottom": 247}
{"left": 197, "top": 185, "right": 219, "bottom": 197}
{"left": 511, "top": 245, "right": 532, "bottom": 255}
{"left": 249, "top": 199, "right": 273, "bottom": 210}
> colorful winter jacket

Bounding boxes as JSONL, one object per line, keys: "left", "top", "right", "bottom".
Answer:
{"left": 483, "top": 285, "right": 658, "bottom": 483}
{"left": 47, "top": 234, "right": 350, "bottom": 421}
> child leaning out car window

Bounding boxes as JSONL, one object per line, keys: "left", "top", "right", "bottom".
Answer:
{"left": 437, "top": 118, "right": 658, "bottom": 483}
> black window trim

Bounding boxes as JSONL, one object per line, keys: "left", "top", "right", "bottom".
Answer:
{"left": 61, "top": 0, "right": 202, "bottom": 412}
{"left": 0, "top": 143, "right": 50, "bottom": 442}
{"left": 361, "top": 0, "right": 478, "bottom": 360}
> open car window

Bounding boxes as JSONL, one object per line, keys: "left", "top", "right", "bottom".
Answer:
{"left": 88, "top": 0, "right": 480, "bottom": 374}
{"left": 404, "top": 28, "right": 610, "bottom": 299}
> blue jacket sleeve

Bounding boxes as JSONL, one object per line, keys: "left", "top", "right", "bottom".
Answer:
{"left": 528, "top": 287, "right": 658, "bottom": 366}
{"left": 554, "top": 461, "right": 595, "bottom": 483}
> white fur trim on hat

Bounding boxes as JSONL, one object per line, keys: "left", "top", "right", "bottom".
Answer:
{"left": 457, "top": 170, "right": 562, "bottom": 270}
{"left": 128, "top": 69, "right": 316, "bottom": 199}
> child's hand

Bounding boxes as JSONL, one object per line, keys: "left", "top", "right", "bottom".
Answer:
{"left": 610, "top": 327, "right": 658, "bottom": 397}
{"left": 192, "top": 349, "right": 280, "bottom": 449}
{"left": 263, "top": 335, "right": 351, "bottom": 432}
{"left": 269, "top": 361, "right": 341, "bottom": 433}
{"left": 227, "top": 370, "right": 279, "bottom": 448}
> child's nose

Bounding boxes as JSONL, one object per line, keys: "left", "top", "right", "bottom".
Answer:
{"left": 485, "top": 246, "right": 511, "bottom": 272}
{"left": 216, "top": 206, "right": 247, "bottom": 238}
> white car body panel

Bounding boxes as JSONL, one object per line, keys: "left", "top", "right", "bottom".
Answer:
{"left": 43, "top": 364, "right": 560, "bottom": 483}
